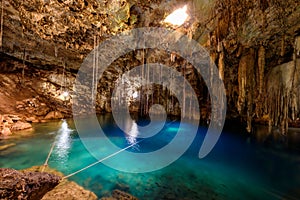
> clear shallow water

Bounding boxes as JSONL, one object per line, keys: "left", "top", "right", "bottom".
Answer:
{"left": 0, "top": 114, "right": 299, "bottom": 200}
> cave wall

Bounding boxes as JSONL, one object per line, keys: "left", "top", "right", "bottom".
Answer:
{"left": 205, "top": 0, "right": 300, "bottom": 132}
{"left": 0, "top": 0, "right": 299, "bottom": 133}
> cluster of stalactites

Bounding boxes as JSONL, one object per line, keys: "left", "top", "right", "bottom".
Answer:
{"left": 236, "top": 37, "right": 300, "bottom": 134}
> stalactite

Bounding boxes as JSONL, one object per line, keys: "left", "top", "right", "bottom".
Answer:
{"left": 22, "top": 49, "right": 26, "bottom": 84}
{"left": 290, "top": 36, "right": 300, "bottom": 122}
{"left": 59, "top": 59, "right": 66, "bottom": 98}
{"left": 265, "top": 54, "right": 298, "bottom": 134}
{"left": 140, "top": 48, "right": 145, "bottom": 116}
{"left": 280, "top": 35, "right": 285, "bottom": 57}
{"left": 145, "top": 50, "right": 150, "bottom": 115}
{"left": 95, "top": 36, "right": 99, "bottom": 108}
{"left": 92, "top": 36, "right": 96, "bottom": 104}
{"left": 0, "top": 0, "right": 4, "bottom": 50}
{"left": 210, "top": 52, "right": 217, "bottom": 89}
{"left": 182, "top": 62, "right": 186, "bottom": 119}
{"left": 258, "top": 45, "right": 265, "bottom": 95}
{"left": 218, "top": 48, "right": 225, "bottom": 81}
{"left": 256, "top": 45, "right": 265, "bottom": 118}
{"left": 170, "top": 52, "right": 176, "bottom": 62}
{"left": 189, "top": 97, "right": 192, "bottom": 119}
{"left": 247, "top": 49, "right": 255, "bottom": 132}
{"left": 237, "top": 52, "right": 246, "bottom": 113}
{"left": 54, "top": 45, "right": 58, "bottom": 58}
{"left": 237, "top": 48, "right": 255, "bottom": 132}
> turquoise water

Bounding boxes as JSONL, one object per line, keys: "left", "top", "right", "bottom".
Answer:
{"left": 0, "top": 114, "right": 299, "bottom": 199}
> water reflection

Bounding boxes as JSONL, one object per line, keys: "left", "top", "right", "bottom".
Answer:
{"left": 126, "top": 121, "right": 139, "bottom": 146}
{"left": 118, "top": 116, "right": 140, "bottom": 150}
{"left": 54, "top": 120, "right": 73, "bottom": 163}
{"left": 252, "top": 125, "right": 300, "bottom": 152}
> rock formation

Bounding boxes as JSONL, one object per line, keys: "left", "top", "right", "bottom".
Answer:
{"left": 0, "top": 114, "right": 32, "bottom": 137}
{"left": 0, "top": 0, "right": 299, "bottom": 133}
{"left": 0, "top": 168, "right": 61, "bottom": 200}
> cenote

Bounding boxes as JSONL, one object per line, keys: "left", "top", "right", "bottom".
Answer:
{"left": 1, "top": 114, "right": 299, "bottom": 200}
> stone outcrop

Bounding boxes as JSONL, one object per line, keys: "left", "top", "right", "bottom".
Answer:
{"left": 11, "top": 120, "right": 32, "bottom": 131}
{"left": 42, "top": 181, "right": 98, "bottom": 200}
{"left": 25, "top": 166, "right": 98, "bottom": 200}
{"left": 44, "top": 111, "right": 64, "bottom": 120}
{"left": 0, "top": 168, "right": 61, "bottom": 200}
{"left": 0, "top": 114, "right": 32, "bottom": 137}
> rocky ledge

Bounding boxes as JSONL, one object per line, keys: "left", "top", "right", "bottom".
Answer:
{"left": 0, "top": 168, "right": 61, "bottom": 200}
{"left": 0, "top": 166, "right": 100, "bottom": 200}
{"left": 0, "top": 114, "right": 32, "bottom": 137}
{"left": 25, "top": 166, "right": 98, "bottom": 200}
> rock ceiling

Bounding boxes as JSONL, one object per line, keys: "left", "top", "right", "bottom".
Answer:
{"left": 2, "top": 0, "right": 196, "bottom": 70}
{"left": 1, "top": 0, "right": 299, "bottom": 70}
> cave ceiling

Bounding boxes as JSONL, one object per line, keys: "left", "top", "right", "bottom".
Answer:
{"left": 0, "top": 0, "right": 299, "bottom": 72}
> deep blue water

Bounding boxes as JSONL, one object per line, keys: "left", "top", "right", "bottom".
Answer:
{"left": 0, "top": 114, "right": 299, "bottom": 199}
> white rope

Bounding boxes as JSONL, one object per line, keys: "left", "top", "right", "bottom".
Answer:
{"left": 92, "top": 36, "right": 96, "bottom": 104}
{"left": 95, "top": 36, "right": 99, "bottom": 91}
{"left": 63, "top": 139, "right": 144, "bottom": 179}
{"left": 62, "top": 119, "right": 178, "bottom": 179}
{"left": 41, "top": 141, "right": 56, "bottom": 172}
{"left": 22, "top": 49, "right": 25, "bottom": 83}
{"left": 60, "top": 60, "right": 66, "bottom": 92}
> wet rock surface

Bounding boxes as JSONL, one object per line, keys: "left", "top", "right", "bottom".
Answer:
{"left": 0, "top": 168, "right": 61, "bottom": 200}
{"left": 41, "top": 181, "right": 98, "bottom": 200}
{"left": 24, "top": 166, "right": 98, "bottom": 200}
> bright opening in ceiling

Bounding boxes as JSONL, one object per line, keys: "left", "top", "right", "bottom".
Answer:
{"left": 132, "top": 91, "right": 138, "bottom": 99}
{"left": 164, "top": 5, "right": 189, "bottom": 26}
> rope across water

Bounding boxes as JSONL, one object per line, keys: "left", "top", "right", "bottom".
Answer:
{"left": 63, "top": 139, "right": 144, "bottom": 179}
{"left": 63, "top": 120, "right": 177, "bottom": 179}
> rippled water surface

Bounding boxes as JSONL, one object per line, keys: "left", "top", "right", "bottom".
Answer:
{"left": 0, "top": 114, "right": 299, "bottom": 199}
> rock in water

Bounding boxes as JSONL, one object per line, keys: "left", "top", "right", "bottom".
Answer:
{"left": 0, "top": 168, "right": 61, "bottom": 200}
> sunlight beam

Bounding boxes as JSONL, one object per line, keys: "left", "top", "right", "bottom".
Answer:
{"left": 164, "top": 5, "right": 189, "bottom": 26}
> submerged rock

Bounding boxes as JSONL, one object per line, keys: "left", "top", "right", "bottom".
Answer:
{"left": 0, "top": 143, "right": 16, "bottom": 151}
{"left": 101, "top": 189, "right": 138, "bottom": 200}
{"left": 0, "top": 168, "right": 61, "bottom": 200}
{"left": 42, "top": 181, "right": 98, "bottom": 200}
{"left": 25, "top": 166, "right": 98, "bottom": 200}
